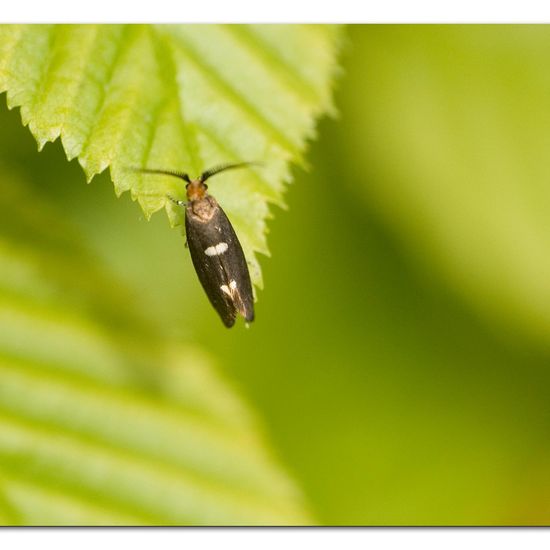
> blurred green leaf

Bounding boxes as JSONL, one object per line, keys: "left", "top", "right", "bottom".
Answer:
{"left": 342, "top": 26, "right": 550, "bottom": 347}
{"left": 0, "top": 24, "right": 342, "bottom": 288}
{"left": 0, "top": 169, "right": 311, "bottom": 525}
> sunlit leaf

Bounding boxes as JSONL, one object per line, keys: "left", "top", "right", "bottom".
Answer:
{"left": 0, "top": 24, "right": 342, "bottom": 288}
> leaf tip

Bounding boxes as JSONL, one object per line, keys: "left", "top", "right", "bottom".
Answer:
{"left": 36, "top": 137, "right": 48, "bottom": 152}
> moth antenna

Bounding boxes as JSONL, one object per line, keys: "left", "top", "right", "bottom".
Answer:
{"left": 130, "top": 167, "right": 191, "bottom": 183}
{"left": 200, "top": 162, "right": 261, "bottom": 183}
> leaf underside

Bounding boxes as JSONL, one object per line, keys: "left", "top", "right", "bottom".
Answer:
{"left": 0, "top": 170, "right": 312, "bottom": 525}
{"left": 0, "top": 24, "right": 342, "bottom": 288}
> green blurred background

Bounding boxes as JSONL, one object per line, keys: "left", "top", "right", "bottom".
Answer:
{"left": 2, "top": 25, "right": 550, "bottom": 524}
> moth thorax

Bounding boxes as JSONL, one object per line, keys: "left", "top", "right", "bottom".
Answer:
{"left": 189, "top": 195, "right": 217, "bottom": 221}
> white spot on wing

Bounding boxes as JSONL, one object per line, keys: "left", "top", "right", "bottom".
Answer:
{"left": 205, "top": 242, "right": 228, "bottom": 256}
{"left": 220, "top": 285, "right": 231, "bottom": 296}
{"left": 221, "top": 280, "right": 238, "bottom": 298}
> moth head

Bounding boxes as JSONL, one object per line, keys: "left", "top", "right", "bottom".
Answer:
{"left": 132, "top": 161, "right": 259, "bottom": 202}
{"left": 186, "top": 179, "right": 208, "bottom": 201}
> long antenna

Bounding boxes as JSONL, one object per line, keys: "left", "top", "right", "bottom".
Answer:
{"left": 200, "top": 162, "right": 259, "bottom": 183}
{"left": 131, "top": 167, "right": 191, "bottom": 183}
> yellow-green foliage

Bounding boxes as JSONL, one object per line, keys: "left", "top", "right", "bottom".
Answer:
{"left": 0, "top": 24, "right": 342, "bottom": 288}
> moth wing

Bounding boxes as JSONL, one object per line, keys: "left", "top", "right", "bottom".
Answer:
{"left": 214, "top": 206, "right": 255, "bottom": 323}
{"left": 186, "top": 202, "right": 254, "bottom": 327}
{"left": 185, "top": 212, "right": 237, "bottom": 328}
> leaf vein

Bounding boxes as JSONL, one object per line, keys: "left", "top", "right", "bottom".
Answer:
{"left": 168, "top": 30, "right": 302, "bottom": 157}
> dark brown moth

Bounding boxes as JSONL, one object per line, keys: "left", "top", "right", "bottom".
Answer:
{"left": 137, "top": 163, "right": 255, "bottom": 328}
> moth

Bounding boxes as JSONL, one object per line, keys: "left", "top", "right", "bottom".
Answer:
{"left": 137, "top": 162, "right": 255, "bottom": 328}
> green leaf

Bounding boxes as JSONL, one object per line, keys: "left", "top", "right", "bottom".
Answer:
{"left": 342, "top": 26, "right": 550, "bottom": 347}
{"left": 0, "top": 169, "right": 312, "bottom": 525}
{"left": 0, "top": 24, "right": 342, "bottom": 288}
